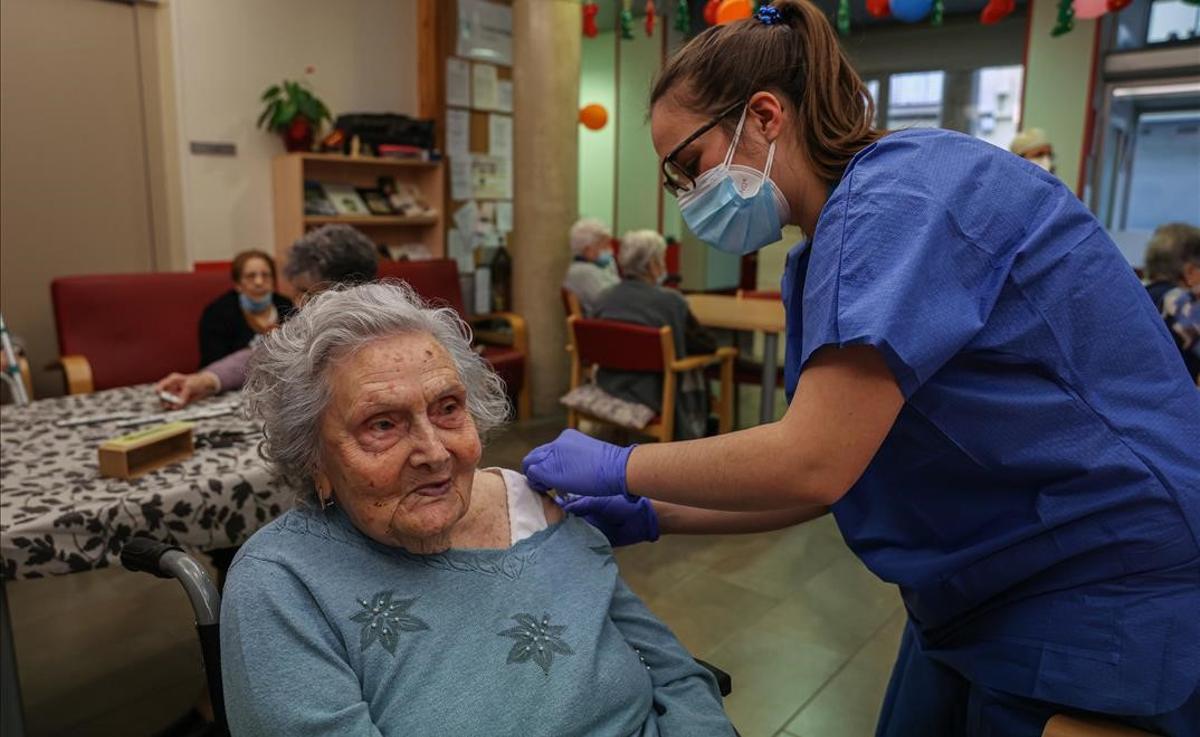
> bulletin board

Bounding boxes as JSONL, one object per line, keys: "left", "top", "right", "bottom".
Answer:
{"left": 417, "top": 0, "right": 515, "bottom": 275}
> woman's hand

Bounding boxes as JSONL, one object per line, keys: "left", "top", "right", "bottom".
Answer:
{"left": 562, "top": 495, "right": 660, "bottom": 547}
{"left": 155, "top": 371, "right": 219, "bottom": 409}
{"left": 521, "top": 429, "right": 635, "bottom": 498}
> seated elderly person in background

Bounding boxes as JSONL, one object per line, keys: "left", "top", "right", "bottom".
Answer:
{"left": 594, "top": 230, "right": 717, "bottom": 439}
{"left": 563, "top": 217, "right": 620, "bottom": 315}
{"left": 156, "top": 224, "right": 377, "bottom": 407}
{"left": 198, "top": 249, "right": 293, "bottom": 366}
{"left": 1142, "top": 222, "right": 1200, "bottom": 382}
{"left": 221, "top": 282, "right": 734, "bottom": 737}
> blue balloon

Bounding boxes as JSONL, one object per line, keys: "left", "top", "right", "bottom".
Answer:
{"left": 890, "top": 0, "right": 932, "bottom": 22}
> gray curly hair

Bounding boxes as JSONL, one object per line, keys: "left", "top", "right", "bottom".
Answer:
{"left": 242, "top": 281, "right": 510, "bottom": 504}
{"left": 282, "top": 224, "right": 379, "bottom": 285}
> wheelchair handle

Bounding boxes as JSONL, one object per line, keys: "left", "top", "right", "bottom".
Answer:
{"left": 121, "top": 538, "right": 221, "bottom": 626}
{"left": 120, "top": 537, "right": 182, "bottom": 579}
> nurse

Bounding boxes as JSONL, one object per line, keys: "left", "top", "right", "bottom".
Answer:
{"left": 522, "top": 1, "right": 1200, "bottom": 735}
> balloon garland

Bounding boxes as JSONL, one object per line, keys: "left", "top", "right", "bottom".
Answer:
{"left": 837, "top": 0, "right": 851, "bottom": 34}
{"left": 582, "top": 1, "right": 599, "bottom": 37}
{"left": 645, "top": 0, "right": 657, "bottom": 35}
{"left": 674, "top": 0, "right": 691, "bottom": 32}
{"left": 620, "top": 0, "right": 635, "bottom": 39}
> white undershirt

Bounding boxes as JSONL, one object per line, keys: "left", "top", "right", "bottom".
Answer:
{"left": 485, "top": 467, "right": 549, "bottom": 545}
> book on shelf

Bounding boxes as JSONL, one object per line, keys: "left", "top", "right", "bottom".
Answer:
{"left": 303, "top": 180, "right": 336, "bottom": 216}
{"left": 321, "top": 183, "right": 370, "bottom": 217}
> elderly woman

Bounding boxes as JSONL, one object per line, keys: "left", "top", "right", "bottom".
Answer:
{"left": 157, "top": 224, "right": 378, "bottom": 408}
{"left": 198, "top": 250, "right": 294, "bottom": 366}
{"left": 563, "top": 217, "right": 620, "bottom": 315}
{"left": 594, "top": 230, "right": 717, "bottom": 439}
{"left": 221, "top": 282, "right": 734, "bottom": 736}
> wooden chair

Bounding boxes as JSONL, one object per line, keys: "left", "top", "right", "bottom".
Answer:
{"left": 560, "top": 288, "right": 583, "bottom": 318}
{"left": 566, "top": 315, "right": 736, "bottom": 442}
{"left": 1042, "top": 715, "right": 1155, "bottom": 737}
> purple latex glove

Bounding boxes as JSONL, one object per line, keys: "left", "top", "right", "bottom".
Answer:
{"left": 521, "top": 429, "right": 635, "bottom": 498}
{"left": 563, "top": 495, "right": 660, "bottom": 547}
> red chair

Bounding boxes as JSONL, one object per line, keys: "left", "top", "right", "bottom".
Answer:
{"left": 50, "top": 272, "right": 231, "bottom": 394}
{"left": 566, "top": 315, "right": 735, "bottom": 441}
{"left": 377, "top": 259, "right": 531, "bottom": 420}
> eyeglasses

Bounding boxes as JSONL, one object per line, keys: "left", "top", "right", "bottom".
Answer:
{"left": 661, "top": 101, "right": 744, "bottom": 197}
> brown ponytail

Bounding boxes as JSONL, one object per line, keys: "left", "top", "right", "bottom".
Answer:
{"left": 650, "top": 0, "right": 880, "bottom": 187}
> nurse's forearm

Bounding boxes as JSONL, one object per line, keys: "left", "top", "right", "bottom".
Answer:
{"left": 626, "top": 345, "right": 903, "bottom": 511}
{"left": 626, "top": 422, "right": 829, "bottom": 510}
{"left": 654, "top": 500, "right": 828, "bottom": 535}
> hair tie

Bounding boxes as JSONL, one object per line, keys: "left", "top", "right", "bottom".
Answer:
{"left": 756, "top": 5, "right": 784, "bottom": 25}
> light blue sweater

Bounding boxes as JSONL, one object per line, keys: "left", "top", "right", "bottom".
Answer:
{"left": 220, "top": 504, "right": 734, "bottom": 736}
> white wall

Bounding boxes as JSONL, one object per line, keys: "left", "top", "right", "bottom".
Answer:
{"left": 169, "top": 0, "right": 418, "bottom": 263}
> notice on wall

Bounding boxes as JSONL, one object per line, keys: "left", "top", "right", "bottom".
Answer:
{"left": 471, "top": 155, "right": 510, "bottom": 200}
{"left": 488, "top": 114, "right": 512, "bottom": 159}
{"left": 451, "top": 157, "right": 474, "bottom": 201}
{"left": 446, "top": 109, "right": 470, "bottom": 158}
{"left": 446, "top": 58, "right": 471, "bottom": 108}
{"left": 453, "top": 200, "right": 479, "bottom": 237}
{"left": 456, "top": 0, "right": 513, "bottom": 66}
{"left": 448, "top": 228, "right": 475, "bottom": 275}
{"left": 496, "top": 80, "right": 513, "bottom": 113}
{"left": 472, "top": 63, "right": 499, "bottom": 111}
{"left": 496, "top": 201, "right": 513, "bottom": 233}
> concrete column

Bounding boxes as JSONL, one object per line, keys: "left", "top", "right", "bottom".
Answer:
{"left": 511, "top": 0, "right": 581, "bottom": 416}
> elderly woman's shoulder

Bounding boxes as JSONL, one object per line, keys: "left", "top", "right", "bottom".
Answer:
{"left": 231, "top": 505, "right": 367, "bottom": 567}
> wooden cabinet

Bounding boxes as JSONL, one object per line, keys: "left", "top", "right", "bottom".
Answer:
{"left": 271, "top": 153, "right": 445, "bottom": 290}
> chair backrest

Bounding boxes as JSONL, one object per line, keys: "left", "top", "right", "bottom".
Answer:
{"left": 193, "top": 260, "right": 233, "bottom": 276}
{"left": 737, "top": 289, "right": 782, "bottom": 301}
{"left": 568, "top": 316, "right": 672, "bottom": 372}
{"left": 377, "top": 259, "right": 467, "bottom": 318}
{"left": 560, "top": 288, "right": 582, "bottom": 318}
{"left": 51, "top": 272, "right": 231, "bottom": 390}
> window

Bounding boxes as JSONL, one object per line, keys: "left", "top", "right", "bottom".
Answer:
{"left": 1147, "top": 0, "right": 1200, "bottom": 44}
{"left": 887, "top": 71, "right": 944, "bottom": 130}
{"left": 971, "top": 65, "right": 1024, "bottom": 149}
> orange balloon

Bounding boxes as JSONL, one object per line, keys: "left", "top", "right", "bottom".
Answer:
{"left": 579, "top": 103, "right": 608, "bottom": 131}
{"left": 716, "top": 0, "right": 753, "bottom": 24}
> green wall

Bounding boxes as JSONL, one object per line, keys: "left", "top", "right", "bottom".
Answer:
{"left": 578, "top": 30, "right": 617, "bottom": 228}
{"left": 1022, "top": 0, "right": 1099, "bottom": 194}
{"left": 577, "top": 22, "right": 742, "bottom": 290}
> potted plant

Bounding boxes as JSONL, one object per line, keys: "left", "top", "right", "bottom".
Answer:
{"left": 257, "top": 79, "right": 332, "bottom": 152}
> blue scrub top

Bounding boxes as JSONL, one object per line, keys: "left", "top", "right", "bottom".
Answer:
{"left": 781, "top": 129, "right": 1200, "bottom": 716}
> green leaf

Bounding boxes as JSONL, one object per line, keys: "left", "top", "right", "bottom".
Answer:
{"left": 274, "top": 99, "right": 298, "bottom": 127}
{"left": 260, "top": 84, "right": 280, "bottom": 102}
{"left": 256, "top": 104, "right": 274, "bottom": 130}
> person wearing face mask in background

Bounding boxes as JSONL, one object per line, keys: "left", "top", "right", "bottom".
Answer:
{"left": 563, "top": 217, "right": 620, "bottom": 315}
{"left": 1010, "top": 127, "right": 1056, "bottom": 174}
{"left": 593, "top": 230, "right": 718, "bottom": 440}
{"left": 524, "top": 2, "right": 1200, "bottom": 735}
{"left": 197, "top": 249, "right": 294, "bottom": 367}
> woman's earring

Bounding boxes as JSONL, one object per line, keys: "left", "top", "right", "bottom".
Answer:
{"left": 319, "top": 488, "right": 334, "bottom": 510}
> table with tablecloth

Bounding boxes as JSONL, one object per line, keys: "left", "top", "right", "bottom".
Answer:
{"left": 0, "top": 385, "right": 295, "bottom": 736}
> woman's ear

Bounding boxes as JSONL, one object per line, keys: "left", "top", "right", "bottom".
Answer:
{"left": 747, "top": 91, "right": 786, "bottom": 142}
{"left": 315, "top": 470, "right": 332, "bottom": 504}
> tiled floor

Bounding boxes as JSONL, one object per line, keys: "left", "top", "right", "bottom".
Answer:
{"left": 5, "top": 399, "right": 901, "bottom": 736}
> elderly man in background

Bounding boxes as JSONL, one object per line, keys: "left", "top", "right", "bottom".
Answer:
{"left": 155, "top": 224, "right": 378, "bottom": 408}
{"left": 593, "top": 230, "right": 717, "bottom": 440}
{"left": 562, "top": 217, "right": 620, "bottom": 315}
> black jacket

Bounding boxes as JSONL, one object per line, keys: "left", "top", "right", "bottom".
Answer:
{"left": 198, "top": 290, "right": 294, "bottom": 367}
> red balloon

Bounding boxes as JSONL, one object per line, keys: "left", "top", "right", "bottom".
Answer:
{"left": 583, "top": 2, "right": 599, "bottom": 38}
{"left": 980, "top": 0, "right": 1015, "bottom": 24}
{"left": 867, "top": 0, "right": 890, "bottom": 18}
{"left": 716, "top": 0, "right": 753, "bottom": 24}
{"left": 703, "top": 0, "right": 721, "bottom": 25}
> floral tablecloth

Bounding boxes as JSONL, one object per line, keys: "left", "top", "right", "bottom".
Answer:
{"left": 0, "top": 385, "right": 296, "bottom": 580}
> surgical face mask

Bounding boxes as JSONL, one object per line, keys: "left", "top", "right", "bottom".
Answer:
{"left": 239, "top": 292, "right": 274, "bottom": 314}
{"left": 677, "top": 106, "right": 791, "bottom": 255}
{"left": 595, "top": 251, "right": 614, "bottom": 269}
{"left": 1031, "top": 154, "right": 1054, "bottom": 173}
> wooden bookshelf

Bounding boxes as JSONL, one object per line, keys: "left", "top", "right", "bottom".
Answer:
{"left": 271, "top": 153, "right": 445, "bottom": 292}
